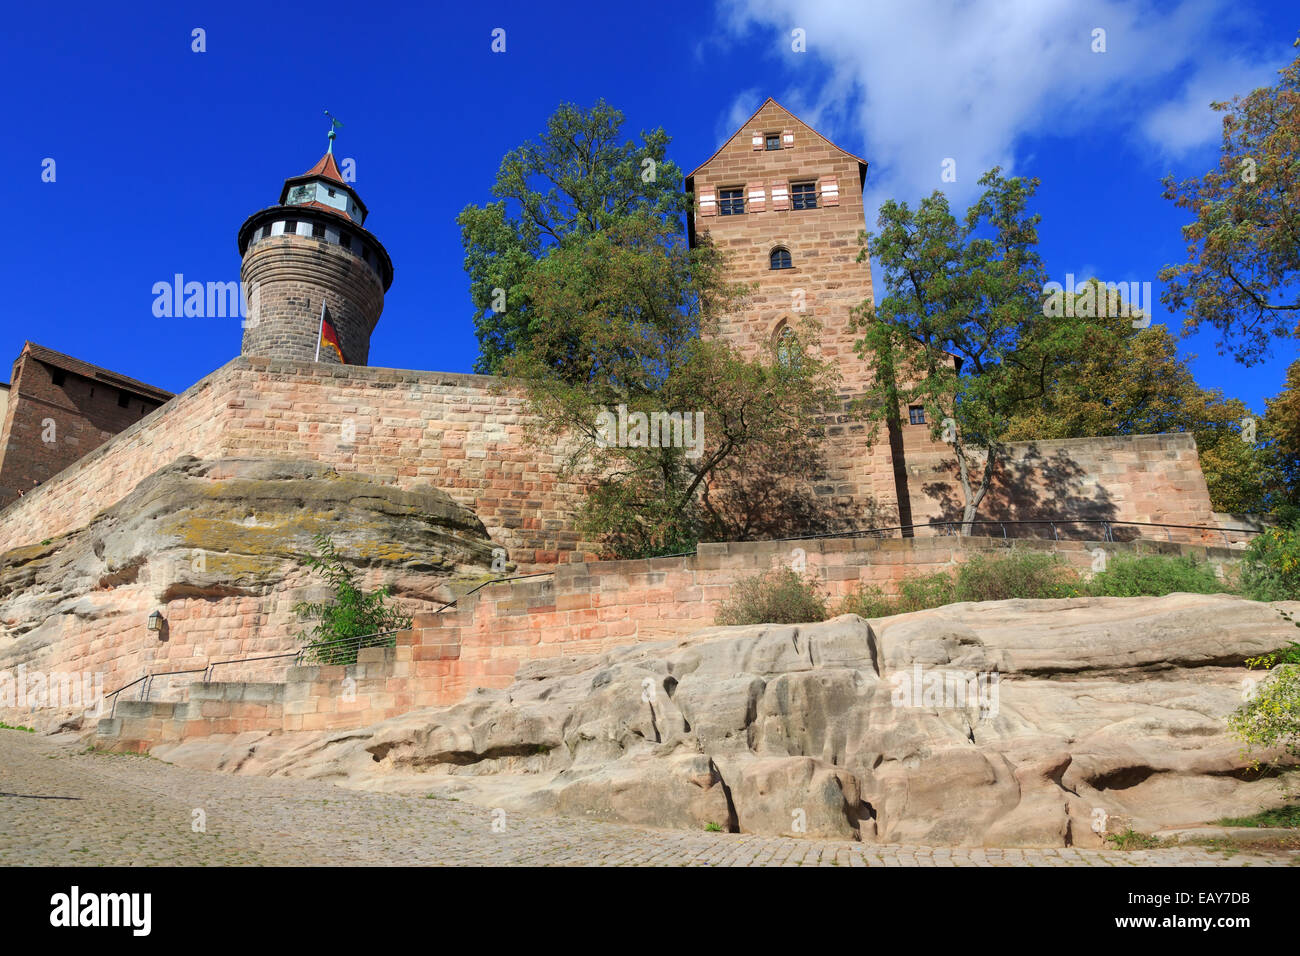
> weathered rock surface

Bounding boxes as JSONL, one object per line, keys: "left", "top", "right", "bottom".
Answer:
{"left": 155, "top": 593, "right": 1300, "bottom": 847}
{"left": 0, "top": 457, "right": 500, "bottom": 730}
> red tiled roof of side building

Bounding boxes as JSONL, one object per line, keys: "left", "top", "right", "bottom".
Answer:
{"left": 17, "top": 343, "right": 173, "bottom": 402}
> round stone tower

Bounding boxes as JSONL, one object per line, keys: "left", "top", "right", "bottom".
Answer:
{"left": 236, "top": 146, "right": 393, "bottom": 365}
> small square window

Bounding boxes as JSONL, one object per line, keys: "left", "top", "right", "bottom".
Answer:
{"left": 327, "top": 188, "right": 336, "bottom": 197}
{"left": 792, "top": 182, "right": 817, "bottom": 210}
{"left": 117, "top": 390, "right": 130, "bottom": 408}
{"left": 765, "top": 133, "right": 781, "bottom": 151}
{"left": 908, "top": 406, "right": 926, "bottom": 425}
{"left": 338, "top": 232, "right": 352, "bottom": 250}
{"left": 283, "top": 220, "right": 298, "bottom": 236}
{"left": 51, "top": 369, "right": 65, "bottom": 387}
{"left": 719, "top": 187, "right": 745, "bottom": 215}
{"left": 312, "top": 222, "right": 325, "bottom": 238}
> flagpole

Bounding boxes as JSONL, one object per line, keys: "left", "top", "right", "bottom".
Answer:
{"left": 314, "top": 300, "right": 326, "bottom": 362}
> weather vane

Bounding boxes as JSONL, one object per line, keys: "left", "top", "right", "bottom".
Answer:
{"left": 324, "top": 110, "right": 344, "bottom": 153}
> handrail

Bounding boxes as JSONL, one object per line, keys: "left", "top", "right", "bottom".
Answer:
{"left": 101, "top": 631, "right": 405, "bottom": 712}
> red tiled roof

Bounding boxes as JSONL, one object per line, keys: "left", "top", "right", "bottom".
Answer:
{"left": 295, "top": 199, "right": 355, "bottom": 221}
{"left": 299, "top": 151, "right": 346, "bottom": 186}
{"left": 19, "top": 343, "right": 173, "bottom": 401}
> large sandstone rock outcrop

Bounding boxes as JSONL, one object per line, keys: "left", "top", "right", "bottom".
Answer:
{"left": 0, "top": 457, "right": 500, "bottom": 729}
{"left": 158, "top": 593, "right": 1300, "bottom": 847}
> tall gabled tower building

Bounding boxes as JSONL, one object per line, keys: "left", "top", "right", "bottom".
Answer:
{"left": 686, "top": 98, "right": 949, "bottom": 529}
{"left": 686, "top": 98, "right": 873, "bottom": 391}
{"left": 237, "top": 146, "right": 393, "bottom": 365}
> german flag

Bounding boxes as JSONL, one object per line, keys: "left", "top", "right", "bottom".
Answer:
{"left": 317, "top": 307, "right": 346, "bottom": 364}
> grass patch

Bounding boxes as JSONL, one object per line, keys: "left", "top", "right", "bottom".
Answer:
{"left": 1216, "top": 805, "right": 1300, "bottom": 828}
{"left": 704, "top": 822, "right": 724, "bottom": 832}
{"left": 0, "top": 722, "right": 36, "bottom": 733}
{"left": 1105, "top": 828, "right": 1167, "bottom": 850}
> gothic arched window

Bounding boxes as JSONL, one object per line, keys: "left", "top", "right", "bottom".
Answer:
{"left": 777, "top": 326, "right": 799, "bottom": 368}
{"left": 770, "top": 246, "right": 793, "bottom": 270}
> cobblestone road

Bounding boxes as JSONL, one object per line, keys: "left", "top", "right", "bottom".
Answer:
{"left": 1, "top": 730, "right": 1294, "bottom": 866}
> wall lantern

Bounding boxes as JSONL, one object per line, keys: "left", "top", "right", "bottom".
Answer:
{"left": 146, "top": 610, "right": 165, "bottom": 633}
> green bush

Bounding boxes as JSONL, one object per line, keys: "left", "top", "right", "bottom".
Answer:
{"left": 1228, "top": 634, "right": 1300, "bottom": 770}
{"left": 1240, "top": 526, "right": 1300, "bottom": 602}
{"left": 954, "top": 552, "right": 1081, "bottom": 602}
{"left": 293, "top": 532, "right": 413, "bottom": 664}
{"left": 1088, "top": 553, "right": 1227, "bottom": 598}
{"left": 715, "top": 566, "right": 828, "bottom": 626}
{"left": 838, "top": 583, "right": 900, "bottom": 619}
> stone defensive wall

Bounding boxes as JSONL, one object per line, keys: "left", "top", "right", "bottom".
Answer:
{"left": 897, "top": 432, "right": 1221, "bottom": 533}
{"left": 93, "top": 534, "right": 1242, "bottom": 749}
{"left": 0, "top": 356, "right": 591, "bottom": 566}
{"left": 0, "top": 353, "right": 1226, "bottom": 569}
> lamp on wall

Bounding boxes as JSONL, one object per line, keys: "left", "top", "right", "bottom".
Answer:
{"left": 146, "top": 610, "right": 164, "bottom": 633}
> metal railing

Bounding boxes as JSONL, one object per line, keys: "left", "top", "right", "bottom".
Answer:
{"left": 295, "top": 629, "right": 401, "bottom": 665}
{"left": 761, "top": 517, "right": 1264, "bottom": 548}
{"left": 101, "top": 629, "right": 404, "bottom": 718}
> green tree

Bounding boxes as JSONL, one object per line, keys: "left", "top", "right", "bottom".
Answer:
{"left": 458, "top": 100, "right": 688, "bottom": 375}
{"left": 1003, "top": 290, "right": 1273, "bottom": 512}
{"left": 1229, "top": 634, "right": 1300, "bottom": 775}
{"left": 1261, "top": 360, "right": 1300, "bottom": 510}
{"left": 854, "top": 168, "right": 1079, "bottom": 532}
{"left": 293, "top": 532, "right": 412, "bottom": 664}
{"left": 505, "top": 214, "right": 839, "bottom": 557}
{"left": 1159, "top": 38, "right": 1300, "bottom": 366}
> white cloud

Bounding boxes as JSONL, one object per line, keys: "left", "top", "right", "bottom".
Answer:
{"left": 1142, "top": 58, "right": 1279, "bottom": 158}
{"left": 717, "top": 0, "right": 1288, "bottom": 217}
{"left": 719, "top": 87, "right": 763, "bottom": 146}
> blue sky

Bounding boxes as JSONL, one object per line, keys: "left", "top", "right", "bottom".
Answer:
{"left": 2, "top": 0, "right": 1295, "bottom": 412}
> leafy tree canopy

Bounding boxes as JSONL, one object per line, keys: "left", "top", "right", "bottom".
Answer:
{"left": 855, "top": 168, "right": 1085, "bottom": 531}
{"left": 1160, "top": 37, "right": 1300, "bottom": 366}
{"left": 458, "top": 100, "right": 688, "bottom": 375}
{"left": 505, "top": 214, "right": 840, "bottom": 556}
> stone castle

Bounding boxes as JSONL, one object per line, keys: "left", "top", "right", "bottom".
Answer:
{"left": 0, "top": 99, "right": 1233, "bottom": 732}
{"left": 0, "top": 99, "right": 1220, "bottom": 547}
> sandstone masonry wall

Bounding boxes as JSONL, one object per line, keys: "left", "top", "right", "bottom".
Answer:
{"left": 93, "top": 535, "right": 1243, "bottom": 750}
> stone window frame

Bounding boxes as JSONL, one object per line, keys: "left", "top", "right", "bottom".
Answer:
{"left": 718, "top": 186, "right": 745, "bottom": 216}
{"left": 908, "top": 405, "right": 926, "bottom": 425}
{"left": 769, "top": 246, "right": 793, "bottom": 270}
{"left": 791, "top": 181, "right": 818, "bottom": 211}
{"left": 774, "top": 323, "right": 800, "bottom": 368}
